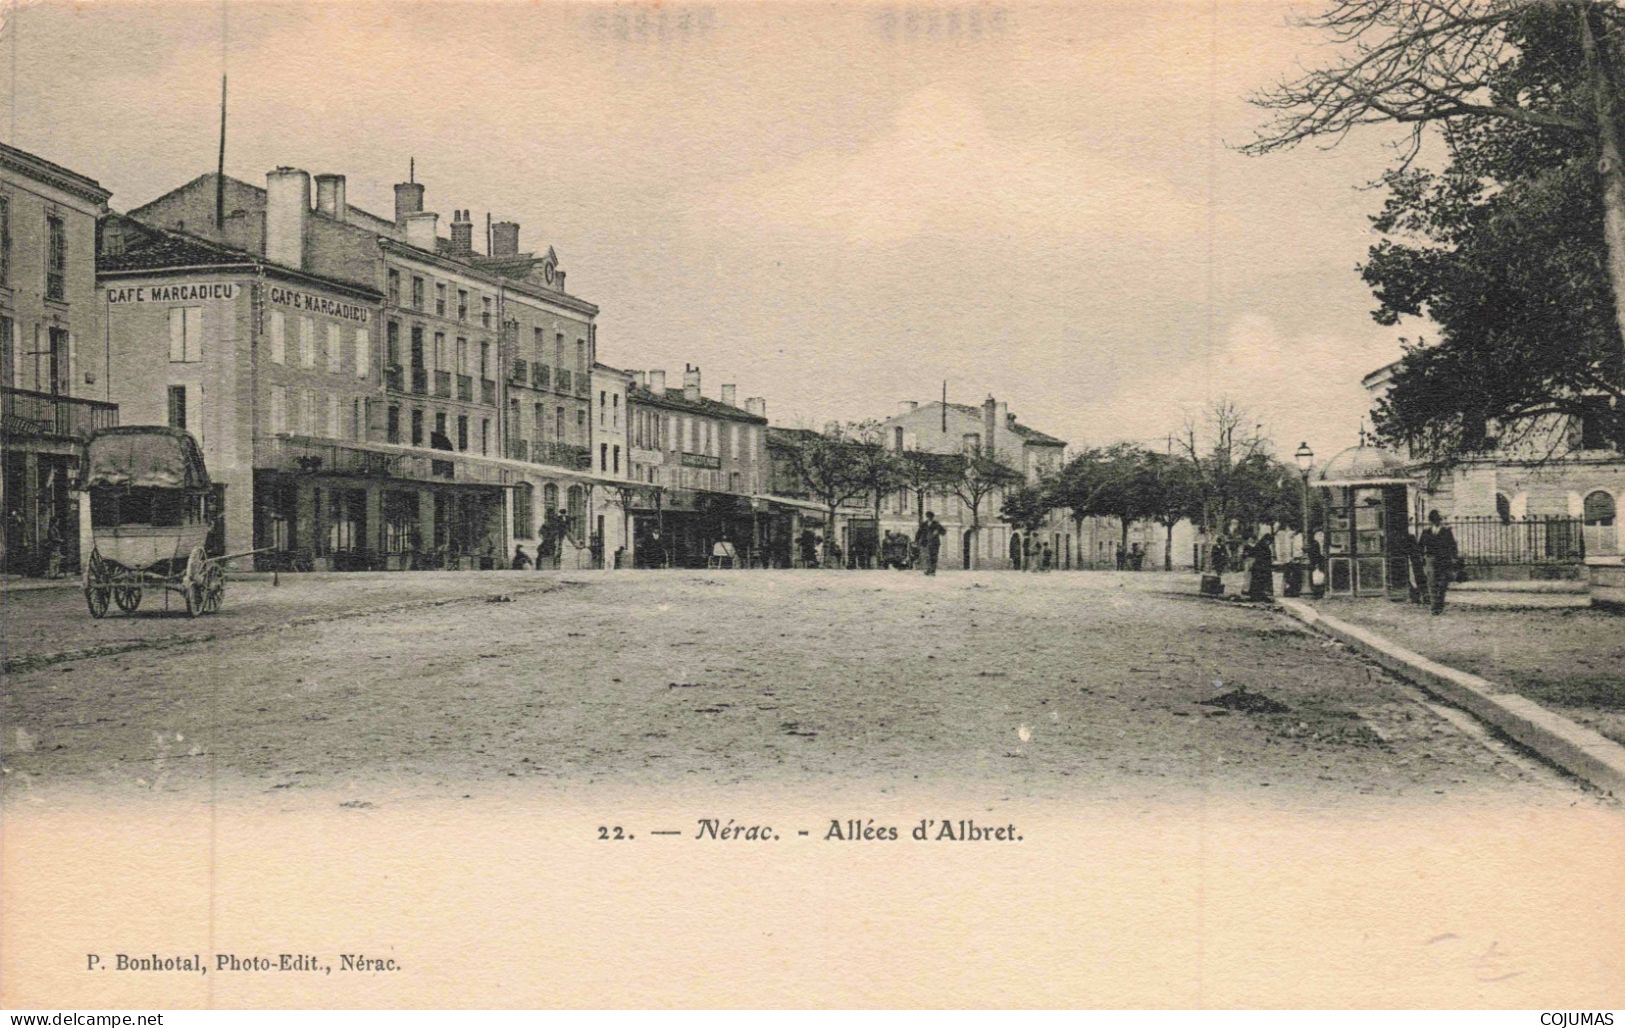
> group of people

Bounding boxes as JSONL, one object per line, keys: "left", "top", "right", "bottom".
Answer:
{"left": 1211, "top": 524, "right": 1279, "bottom": 602}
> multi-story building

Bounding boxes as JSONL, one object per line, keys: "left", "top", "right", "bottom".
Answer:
{"left": 110, "top": 166, "right": 616, "bottom": 568}
{"left": 1, "top": 142, "right": 117, "bottom": 575}
{"left": 876, "top": 395, "right": 1069, "bottom": 569}
{"left": 622, "top": 364, "right": 769, "bottom": 566}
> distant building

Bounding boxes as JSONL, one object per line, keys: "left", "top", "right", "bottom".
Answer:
{"left": 1, "top": 142, "right": 116, "bottom": 575}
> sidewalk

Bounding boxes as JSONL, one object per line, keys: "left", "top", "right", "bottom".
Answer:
{"left": 1280, "top": 596, "right": 1625, "bottom": 795}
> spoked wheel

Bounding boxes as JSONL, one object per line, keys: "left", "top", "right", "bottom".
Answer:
{"left": 183, "top": 546, "right": 207, "bottom": 618}
{"left": 201, "top": 563, "right": 225, "bottom": 614}
{"left": 83, "top": 550, "right": 110, "bottom": 619}
{"left": 113, "top": 585, "right": 142, "bottom": 613}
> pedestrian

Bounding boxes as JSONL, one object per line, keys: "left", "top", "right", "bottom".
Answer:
{"left": 1041, "top": 542, "right": 1053, "bottom": 571}
{"left": 511, "top": 544, "right": 532, "bottom": 570}
{"left": 44, "top": 517, "right": 64, "bottom": 579}
{"left": 916, "top": 511, "right": 946, "bottom": 576}
{"left": 1115, "top": 542, "right": 1127, "bottom": 570}
{"left": 1307, "top": 530, "right": 1327, "bottom": 598}
{"left": 1419, "top": 509, "right": 1459, "bottom": 615}
{"left": 1402, "top": 529, "right": 1426, "bottom": 605}
{"left": 1246, "top": 526, "right": 1275, "bottom": 601}
{"left": 1130, "top": 542, "right": 1145, "bottom": 571}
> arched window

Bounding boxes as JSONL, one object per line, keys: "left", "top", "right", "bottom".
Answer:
{"left": 1584, "top": 490, "right": 1616, "bottom": 526}
{"left": 513, "top": 482, "right": 534, "bottom": 539}
{"left": 1495, "top": 493, "right": 1512, "bottom": 524}
{"left": 566, "top": 485, "right": 586, "bottom": 543}
{"left": 543, "top": 482, "right": 559, "bottom": 515}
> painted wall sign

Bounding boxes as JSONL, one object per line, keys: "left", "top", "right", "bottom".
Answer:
{"left": 267, "top": 286, "right": 372, "bottom": 324}
{"left": 105, "top": 283, "right": 237, "bottom": 304}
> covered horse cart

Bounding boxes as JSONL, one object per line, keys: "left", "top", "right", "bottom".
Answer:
{"left": 79, "top": 426, "right": 244, "bottom": 618}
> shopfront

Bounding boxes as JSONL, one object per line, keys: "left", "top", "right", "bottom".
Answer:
{"left": 1315, "top": 445, "right": 1415, "bottom": 598}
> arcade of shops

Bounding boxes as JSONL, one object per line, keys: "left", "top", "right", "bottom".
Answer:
{"left": 622, "top": 486, "right": 814, "bottom": 568}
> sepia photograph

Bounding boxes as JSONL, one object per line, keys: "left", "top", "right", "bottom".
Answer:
{"left": 1, "top": 0, "right": 1622, "bottom": 1012}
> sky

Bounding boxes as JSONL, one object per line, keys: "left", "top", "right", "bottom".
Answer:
{"left": 3, "top": 0, "right": 1423, "bottom": 464}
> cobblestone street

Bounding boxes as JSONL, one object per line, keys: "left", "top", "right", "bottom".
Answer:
{"left": 0, "top": 570, "right": 1597, "bottom": 805}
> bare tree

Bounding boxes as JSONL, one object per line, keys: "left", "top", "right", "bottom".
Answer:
{"left": 779, "top": 423, "right": 873, "bottom": 563}
{"left": 1243, "top": 0, "right": 1625, "bottom": 359}
{"left": 1177, "top": 400, "right": 1271, "bottom": 548}
{"left": 950, "top": 451, "right": 1022, "bottom": 570}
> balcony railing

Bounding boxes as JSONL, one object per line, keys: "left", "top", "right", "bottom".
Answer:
{"left": 434, "top": 370, "right": 451, "bottom": 397}
{"left": 531, "top": 441, "right": 593, "bottom": 471}
{"left": 507, "top": 439, "right": 529, "bottom": 462}
{"left": 256, "top": 434, "right": 514, "bottom": 488}
{"left": 383, "top": 366, "right": 403, "bottom": 392}
{"left": 511, "top": 359, "right": 529, "bottom": 386}
{"left": 576, "top": 376, "right": 590, "bottom": 397}
{"left": 410, "top": 367, "right": 428, "bottom": 395}
{"left": 456, "top": 375, "right": 473, "bottom": 402}
{"left": 557, "top": 369, "right": 572, "bottom": 394}
{"left": 481, "top": 379, "right": 497, "bottom": 405}
{"left": 1, "top": 387, "right": 119, "bottom": 441}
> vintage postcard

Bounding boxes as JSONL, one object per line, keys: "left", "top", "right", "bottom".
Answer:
{"left": 1, "top": 0, "right": 1622, "bottom": 1012}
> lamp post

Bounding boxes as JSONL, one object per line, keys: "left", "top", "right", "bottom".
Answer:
{"left": 1293, "top": 441, "right": 1314, "bottom": 561}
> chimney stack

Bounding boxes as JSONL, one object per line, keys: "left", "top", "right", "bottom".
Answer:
{"left": 745, "top": 397, "right": 766, "bottom": 419}
{"left": 394, "top": 180, "right": 425, "bottom": 226}
{"left": 265, "top": 167, "right": 310, "bottom": 270}
{"left": 648, "top": 369, "right": 667, "bottom": 395}
{"left": 683, "top": 364, "right": 701, "bottom": 403}
{"left": 492, "top": 221, "right": 520, "bottom": 257}
{"left": 449, "top": 209, "right": 474, "bottom": 256}
{"left": 899, "top": 400, "right": 918, "bottom": 415}
{"left": 982, "top": 395, "right": 998, "bottom": 457}
{"left": 721, "top": 384, "right": 737, "bottom": 407}
{"left": 404, "top": 211, "right": 439, "bottom": 252}
{"left": 314, "top": 174, "right": 347, "bottom": 223}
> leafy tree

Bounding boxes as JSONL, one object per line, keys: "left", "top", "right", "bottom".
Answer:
{"left": 1178, "top": 400, "right": 1271, "bottom": 547}
{"left": 949, "top": 451, "right": 1022, "bottom": 569}
{"left": 896, "top": 449, "right": 962, "bottom": 531}
{"left": 1136, "top": 449, "right": 1203, "bottom": 571}
{"left": 846, "top": 420, "right": 906, "bottom": 546}
{"left": 779, "top": 423, "right": 874, "bottom": 559}
{"left": 1244, "top": 0, "right": 1625, "bottom": 359}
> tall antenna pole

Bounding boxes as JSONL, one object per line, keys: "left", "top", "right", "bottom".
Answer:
{"left": 215, "top": 74, "right": 227, "bottom": 228}
{"left": 941, "top": 380, "right": 947, "bottom": 432}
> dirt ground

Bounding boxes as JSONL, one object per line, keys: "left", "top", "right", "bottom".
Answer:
{"left": 1315, "top": 597, "right": 1625, "bottom": 747}
{"left": 0, "top": 569, "right": 1598, "bottom": 806}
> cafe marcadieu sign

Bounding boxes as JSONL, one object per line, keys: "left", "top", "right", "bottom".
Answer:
{"left": 106, "top": 282, "right": 238, "bottom": 304}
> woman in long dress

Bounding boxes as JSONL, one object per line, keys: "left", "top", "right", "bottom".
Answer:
{"left": 1247, "top": 527, "right": 1275, "bottom": 600}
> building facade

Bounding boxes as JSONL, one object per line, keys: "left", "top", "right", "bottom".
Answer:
{"left": 1, "top": 143, "right": 116, "bottom": 575}
{"left": 119, "top": 166, "right": 618, "bottom": 569}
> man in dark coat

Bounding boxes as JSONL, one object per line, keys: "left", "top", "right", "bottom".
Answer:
{"left": 916, "top": 511, "right": 946, "bottom": 576}
{"left": 1418, "top": 509, "right": 1459, "bottom": 614}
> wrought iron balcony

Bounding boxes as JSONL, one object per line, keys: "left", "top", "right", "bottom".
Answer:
{"left": 1, "top": 387, "right": 118, "bottom": 441}
{"left": 383, "top": 366, "right": 403, "bottom": 392}
{"left": 410, "top": 367, "right": 428, "bottom": 395}
{"left": 256, "top": 434, "right": 514, "bottom": 488}
{"left": 456, "top": 375, "right": 473, "bottom": 402}
{"left": 434, "top": 370, "right": 452, "bottom": 397}
{"left": 481, "top": 379, "right": 497, "bottom": 405}
{"left": 531, "top": 441, "right": 593, "bottom": 471}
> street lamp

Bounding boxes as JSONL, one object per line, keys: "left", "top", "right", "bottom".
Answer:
{"left": 1293, "top": 441, "right": 1314, "bottom": 566}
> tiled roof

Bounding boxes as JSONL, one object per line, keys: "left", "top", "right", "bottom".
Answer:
{"left": 936, "top": 401, "right": 1066, "bottom": 447}
{"left": 98, "top": 216, "right": 381, "bottom": 298}
{"left": 630, "top": 385, "right": 766, "bottom": 424}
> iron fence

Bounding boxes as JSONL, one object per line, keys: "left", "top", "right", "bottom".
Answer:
{"left": 1, "top": 387, "right": 118, "bottom": 440}
{"left": 1435, "top": 515, "right": 1586, "bottom": 565}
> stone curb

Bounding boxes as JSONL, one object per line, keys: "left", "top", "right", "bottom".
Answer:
{"left": 1277, "top": 598, "right": 1625, "bottom": 797}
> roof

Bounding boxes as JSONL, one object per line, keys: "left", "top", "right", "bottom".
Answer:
{"left": 0, "top": 142, "right": 112, "bottom": 205}
{"left": 97, "top": 215, "right": 382, "bottom": 299}
{"left": 1316, "top": 444, "right": 1413, "bottom": 486}
{"left": 932, "top": 401, "right": 1067, "bottom": 447}
{"left": 629, "top": 385, "right": 766, "bottom": 424}
{"left": 85, "top": 426, "right": 210, "bottom": 490}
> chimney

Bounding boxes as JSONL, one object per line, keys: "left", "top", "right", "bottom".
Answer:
{"left": 899, "top": 400, "right": 918, "bottom": 415}
{"left": 683, "top": 364, "right": 701, "bottom": 403}
{"left": 404, "top": 210, "right": 439, "bottom": 251}
{"left": 394, "top": 181, "right": 425, "bottom": 225}
{"left": 998, "top": 401, "right": 1011, "bottom": 432}
{"left": 314, "top": 174, "right": 347, "bottom": 223}
{"left": 449, "top": 209, "right": 473, "bottom": 257}
{"left": 982, "top": 395, "right": 998, "bottom": 456}
{"left": 556, "top": 270, "right": 565, "bottom": 291}
{"left": 265, "top": 167, "right": 310, "bottom": 270}
{"left": 745, "top": 397, "right": 766, "bottom": 419}
{"left": 648, "top": 369, "right": 667, "bottom": 395}
{"left": 721, "top": 384, "right": 737, "bottom": 407}
{"left": 492, "top": 221, "right": 520, "bottom": 257}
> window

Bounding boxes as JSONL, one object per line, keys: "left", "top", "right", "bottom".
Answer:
{"left": 600, "top": 390, "right": 607, "bottom": 427}
{"left": 386, "top": 322, "right": 401, "bottom": 368}
{"left": 1584, "top": 490, "right": 1617, "bottom": 527}
{"left": 269, "top": 385, "right": 287, "bottom": 435}
{"left": 534, "top": 403, "right": 546, "bottom": 438}
{"left": 1576, "top": 397, "right": 1616, "bottom": 452}
{"left": 354, "top": 328, "right": 370, "bottom": 379}
{"left": 435, "top": 282, "right": 447, "bottom": 316}
{"left": 411, "top": 276, "right": 424, "bottom": 311}
{"left": 387, "top": 269, "right": 401, "bottom": 304}
{"left": 326, "top": 323, "right": 342, "bottom": 373}
{"left": 328, "top": 394, "right": 340, "bottom": 438}
{"left": 533, "top": 326, "right": 545, "bottom": 359}
{"left": 601, "top": 443, "right": 609, "bottom": 471}
{"left": 480, "top": 418, "right": 490, "bottom": 455}
{"left": 514, "top": 483, "right": 534, "bottom": 539}
{"left": 45, "top": 215, "right": 65, "bottom": 302}
{"left": 613, "top": 445, "right": 621, "bottom": 475}
{"left": 577, "top": 409, "right": 586, "bottom": 433}
{"left": 576, "top": 339, "right": 585, "bottom": 371}
{"left": 556, "top": 406, "right": 565, "bottom": 441}
{"left": 168, "top": 307, "right": 203, "bottom": 362}
{"left": 434, "top": 411, "right": 447, "bottom": 441}
{"left": 303, "top": 390, "right": 317, "bottom": 436}
{"left": 434, "top": 332, "right": 446, "bottom": 370}
{"left": 566, "top": 485, "right": 586, "bottom": 543}
{"left": 482, "top": 295, "right": 493, "bottom": 327}
{"left": 0, "top": 195, "right": 9, "bottom": 287}
{"left": 613, "top": 393, "right": 620, "bottom": 427}
{"left": 457, "top": 414, "right": 469, "bottom": 451}
{"left": 895, "top": 427, "right": 905, "bottom": 452}
{"left": 411, "top": 408, "right": 424, "bottom": 446}
{"left": 457, "top": 289, "right": 468, "bottom": 320}
{"left": 270, "top": 311, "right": 286, "bottom": 363}
{"left": 543, "top": 483, "right": 560, "bottom": 520}
{"left": 167, "top": 385, "right": 187, "bottom": 430}
{"left": 555, "top": 332, "right": 564, "bottom": 366}
{"left": 386, "top": 404, "right": 401, "bottom": 444}
{"left": 480, "top": 341, "right": 491, "bottom": 379}
{"left": 299, "top": 317, "right": 316, "bottom": 367}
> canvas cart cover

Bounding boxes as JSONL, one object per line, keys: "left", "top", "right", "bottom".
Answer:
{"left": 84, "top": 427, "right": 211, "bottom": 490}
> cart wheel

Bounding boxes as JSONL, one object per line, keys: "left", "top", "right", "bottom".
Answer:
{"left": 203, "top": 564, "right": 225, "bottom": 614}
{"left": 85, "top": 586, "right": 110, "bottom": 619}
{"left": 183, "top": 546, "right": 207, "bottom": 618}
{"left": 113, "top": 585, "right": 142, "bottom": 613}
